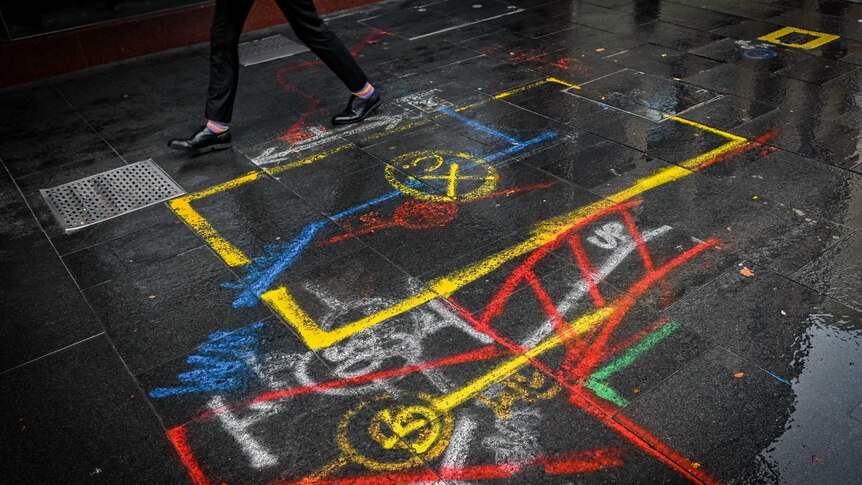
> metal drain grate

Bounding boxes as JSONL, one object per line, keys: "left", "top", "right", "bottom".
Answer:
{"left": 40, "top": 160, "right": 185, "bottom": 232}
{"left": 239, "top": 35, "right": 310, "bottom": 66}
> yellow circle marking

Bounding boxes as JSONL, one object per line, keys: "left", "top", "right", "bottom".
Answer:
{"left": 385, "top": 150, "right": 499, "bottom": 202}
{"left": 337, "top": 393, "right": 454, "bottom": 471}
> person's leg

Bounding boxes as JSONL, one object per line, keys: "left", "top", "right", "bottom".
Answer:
{"left": 169, "top": 0, "right": 254, "bottom": 153}
{"left": 205, "top": 0, "right": 256, "bottom": 124}
{"left": 274, "top": 0, "right": 381, "bottom": 124}
{"left": 275, "top": 0, "right": 367, "bottom": 91}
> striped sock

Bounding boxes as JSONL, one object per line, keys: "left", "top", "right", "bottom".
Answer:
{"left": 352, "top": 82, "right": 375, "bottom": 99}
{"left": 206, "top": 120, "right": 229, "bottom": 134}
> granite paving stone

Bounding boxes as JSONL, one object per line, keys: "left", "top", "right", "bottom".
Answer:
{"left": 0, "top": 335, "right": 192, "bottom": 484}
{"left": 0, "top": 233, "right": 103, "bottom": 372}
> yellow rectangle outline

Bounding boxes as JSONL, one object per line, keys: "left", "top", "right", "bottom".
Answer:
{"left": 758, "top": 26, "right": 840, "bottom": 49}
{"left": 168, "top": 78, "right": 569, "bottom": 266}
{"left": 169, "top": 77, "right": 747, "bottom": 351}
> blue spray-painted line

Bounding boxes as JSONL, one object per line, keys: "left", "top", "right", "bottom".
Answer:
{"left": 755, "top": 364, "right": 791, "bottom": 385}
{"left": 231, "top": 188, "right": 411, "bottom": 308}
{"left": 483, "top": 132, "right": 558, "bottom": 163}
{"left": 228, "top": 112, "right": 557, "bottom": 308}
{"left": 149, "top": 321, "right": 265, "bottom": 398}
{"left": 437, "top": 107, "right": 522, "bottom": 145}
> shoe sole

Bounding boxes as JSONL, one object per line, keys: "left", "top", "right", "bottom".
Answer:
{"left": 332, "top": 97, "right": 383, "bottom": 125}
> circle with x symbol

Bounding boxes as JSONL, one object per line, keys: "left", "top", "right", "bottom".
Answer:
{"left": 385, "top": 150, "right": 499, "bottom": 202}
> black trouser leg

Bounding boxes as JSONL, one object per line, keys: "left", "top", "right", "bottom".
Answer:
{"left": 205, "top": 0, "right": 255, "bottom": 123}
{"left": 274, "top": 0, "right": 369, "bottom": 93}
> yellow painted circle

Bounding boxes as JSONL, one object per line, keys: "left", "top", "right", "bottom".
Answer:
{"left": 385, "top": 150, "right": 499, "bottom": 202}
{"left": 337, "top": 393, "right": 454, "bottom": 471}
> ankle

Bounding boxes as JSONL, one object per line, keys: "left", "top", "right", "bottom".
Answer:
{"left": 206, "top": 120, "right": 230, "bottom": 134}
{"left": 352, "top": 82, "right": 375, "bottom": 100}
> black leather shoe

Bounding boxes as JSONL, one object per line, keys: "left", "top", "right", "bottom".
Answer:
{"left": 332, "top": 92, "right": 382, "bottom": 125}
{"left": 167, "top": 126, "right": 232, "bottom": 154}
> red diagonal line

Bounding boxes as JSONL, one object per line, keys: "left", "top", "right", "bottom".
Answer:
{"left": 167, "top": 426, "right": 211, "bottom": 485}
{"left": 567, "top": 233, "right": 606, "bottom": 307}
{"left": 445, "top": 298, "right": 528, "bottom": 354}
{"left": 524, "top": 272, "right": 577, "bottom": 347}
{"left": 621, "top": 209, "right": 654, "bottom": 272}
{"left": 271, "top": 447, "right": 624, "bottom": 484}
{"left": 314, "top": 182, "right": 555, "bottom": 248}
{"left": 196, "top": 344, "right": 507, "bottom": 421}
{"left": 565, "top": 239, "right": 718, "bottom": 383}
{"left": 694, "top": 129, "right": 781, "bottom": 172}
{"left": 471, "top": 181, "right": 557, "bottom": 200}
{"left": 567, "top": 390, "right": 719, "bottom": 484}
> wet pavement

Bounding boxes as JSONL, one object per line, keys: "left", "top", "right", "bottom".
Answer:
{"left": 2, "top": 0, "right": 862, "bottom": 483}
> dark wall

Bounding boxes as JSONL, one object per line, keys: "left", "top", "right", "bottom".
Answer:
{"left": 1, "top": 0, "right": 380, "bottom": 88}
{"left": 0, "top": 1, "right": 209, "bottom": 40}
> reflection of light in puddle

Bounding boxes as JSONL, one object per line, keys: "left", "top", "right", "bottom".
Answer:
{"left": 758, "top": 312, "right": 862, "bottom": 479}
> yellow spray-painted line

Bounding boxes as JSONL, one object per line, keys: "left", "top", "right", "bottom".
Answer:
{"left": 264, "top": 144, "right": 353, "bottom": 176}
{"left": 169, "top": 170, "right": 263, "bottom": 267}
{"left": 431, "top": 306, "right": 614, "bottom": 412}
{"left": 167, "top": 78, "right": 562, "bottom": 264}
{"left": 758, "top": 25, "right": 840, "bottom": 50}
{"left": 168, "top": 77, "right": 747, "bottom": 350}
{"left": 265, "top": 132, "right": 746, "bottom": 350}
{"left": 318, "top": 308, "right": 612, "bottom": 478}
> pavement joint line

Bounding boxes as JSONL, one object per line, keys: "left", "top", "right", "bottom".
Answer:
{"left": 0, "top": 332, "right": 106, "bottom": 376}
{"left": 407, "top": 8, "right": 526, "bottom": 41}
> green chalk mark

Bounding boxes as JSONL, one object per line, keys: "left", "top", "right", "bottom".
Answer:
{"left": 585, "top": 321, "right": 681, "bottom": 407}
{"left": 585, "top": 380, "right": 629, "bottom": 406}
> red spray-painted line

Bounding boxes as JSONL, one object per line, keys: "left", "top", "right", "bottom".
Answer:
{"left": 318, "top": 200, "right": 459, "bottom": 247}
{"left": 525, "top": 271, "right": 576, "bottom": 348}
{"left": 195, "top": 344, "right": 508, "bottom": 421}
{"left": 467, "top": 201, "right": 645, "bottom": 343}
{"left": 452, "top": 252, "right": 719, "bottom": 485}
{"left": 567, "top": 234, "right": 606, "bottom": 307}
{"left": 605, "top": 316, "right": 671, "bottom": 359}
{"left": 440, "top": 213, "right": 718, "bottom": 485}
{"left": 567, "top": 390, "right": 719, "bottom": 485}
{"left": 445, "top": 200, "right": 649, "bottom": 368}
{"left": 694, "top": 129, "right": 781, "bottom": 172}
{"left": 445, "top": 298, "right": 528, "bottom": 355}
{"left": 167, "top": 426, "right": 212, "bottom": 485}
{"left": 471, "top": 181, "right": 557, "bottom": 200}
{"left": 281, "top": 97, "right": 322, "bottom": 143}
{"left": 315, "top": 182, "right": 557, "bottom": 248}
{"left": 621, "top": 209, "right": 654, "bottom": 272}
{"left": 273, "top": 448, "right": 624, "bottom": 484}
{"left": 563, "top": 239, "right": 718, "bottom": 383}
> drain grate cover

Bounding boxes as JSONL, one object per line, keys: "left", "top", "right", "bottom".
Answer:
{"left": 239, "top": 35, "right": 310, "bottom": 66}
{"left": 40, "top": 160, "right": 185, "bottom": 232}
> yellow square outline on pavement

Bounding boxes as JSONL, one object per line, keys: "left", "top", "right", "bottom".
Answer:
{"left": 169, "top": 77, "right": 748, "bottom": 351}
{"left": 168, "top": 77, "right": 573, "bottom": 267}
{"left": 758, "top": 26, "right": 840, "bottom": 49}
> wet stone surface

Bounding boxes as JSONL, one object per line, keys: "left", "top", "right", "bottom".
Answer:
{"left": 2, "top": 0, "right": 862, "bottom": 484}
